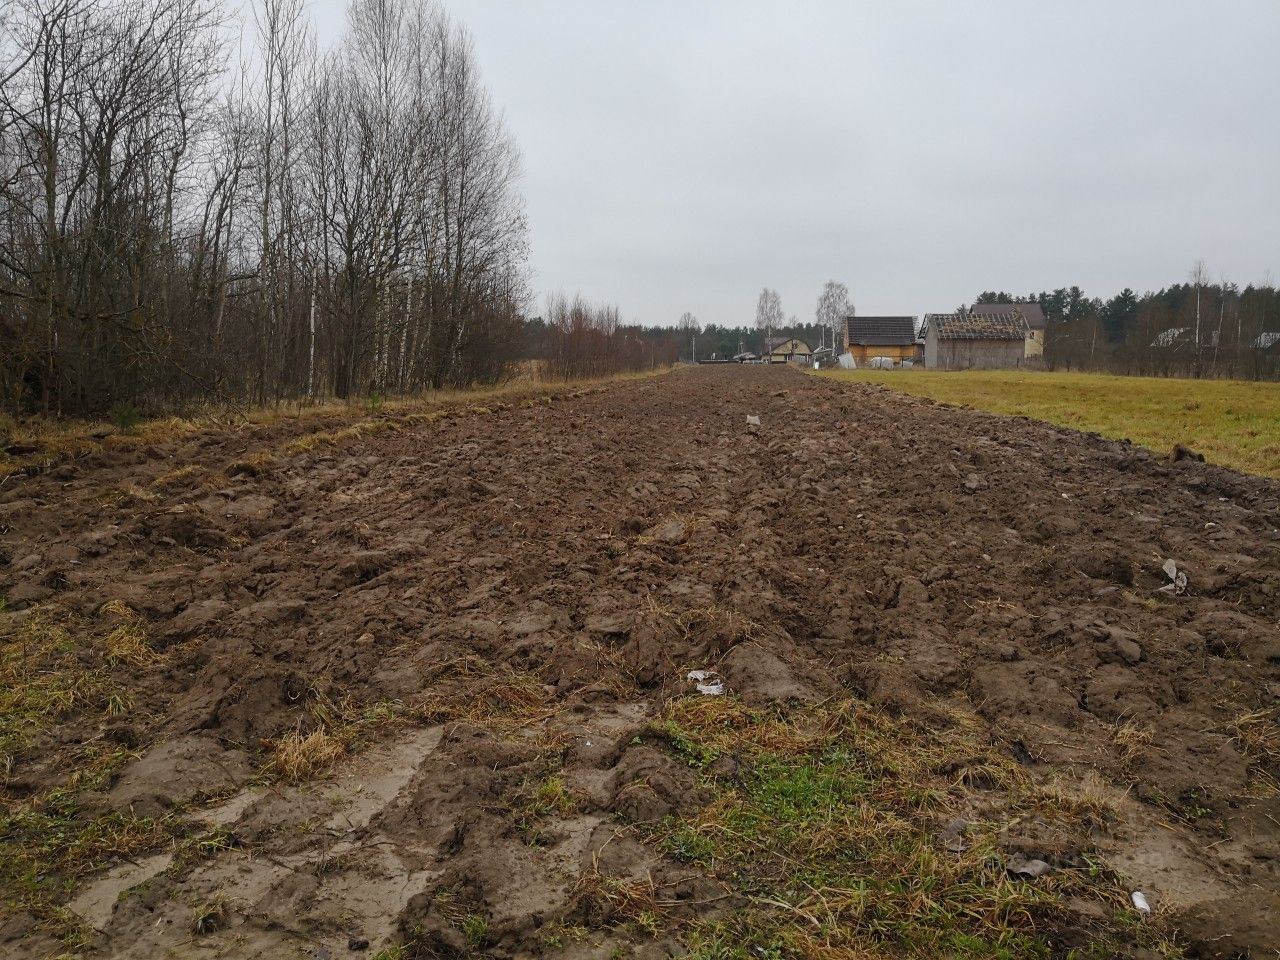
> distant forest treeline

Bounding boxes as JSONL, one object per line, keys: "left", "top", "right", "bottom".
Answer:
{"left": 973, "top": 278, "right": 1280, "bottom": 379}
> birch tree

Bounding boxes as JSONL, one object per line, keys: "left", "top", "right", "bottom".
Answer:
{"left": 754, "top": 287, "right": 782, "bottom": 349}
{"left": 815, "top": 280, "right": 851, "bottom": 352}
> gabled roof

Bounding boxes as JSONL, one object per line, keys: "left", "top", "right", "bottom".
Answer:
{"left": 927, "top": 312, "right": 1027, "bottom": 341}
{"left": 844, "top": 316, "right": 916, "bottom": 346}
{"left": 972, "top": 302, "right": 1047, "bottom": 331}
{"left": 764, "top": 336, "right": 810, "bottom": 352}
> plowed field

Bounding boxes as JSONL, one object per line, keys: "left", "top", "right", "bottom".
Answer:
{"left": 2, "top": 365, "right": 1278, "bottom": 959}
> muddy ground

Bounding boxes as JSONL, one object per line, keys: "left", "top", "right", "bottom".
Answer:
{"left": 1, "top": 365, "right": 1278, "bottom": 959}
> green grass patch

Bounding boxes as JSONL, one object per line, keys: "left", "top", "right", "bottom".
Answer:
{"left": 0, "top": 609, "right": 226, "bottom": 944}
{"left": 816, "top": 368, "right": 1280, "bottom": 478}
{"left": 0, "top": 614, "right": 117, "bottom": 774}
{"left": 0, "top": 745, "right": 176, "bottom": 943}
{"left": 650, "top": 697, "right": 1181, "bottom": 960}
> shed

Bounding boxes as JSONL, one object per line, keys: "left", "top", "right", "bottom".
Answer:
{"left": 924, "top": 312, "right": 1028, "bottom": 369}
{"left": 843, "top": 316, "right": 922, "bottom": 366}
{"left": 972, "top": 302, "right": 1047, "bottom": 358}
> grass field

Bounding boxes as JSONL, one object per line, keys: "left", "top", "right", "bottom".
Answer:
{"left": 817, "top": 369, "right": 1280, "bottom": 479}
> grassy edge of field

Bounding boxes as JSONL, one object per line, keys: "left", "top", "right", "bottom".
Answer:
{"left": 814, "top": 368, "right": 1280, "bottom": 479}
{"left": 0, "top": 364, "right": 675, "bottom": 480}
{"left": 644, "top": 697, "right": 1181, "bottom": 960}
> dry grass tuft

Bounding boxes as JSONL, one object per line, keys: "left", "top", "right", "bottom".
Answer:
{"left": 191, "top": 896, "right": 227, "bottom": 935}
{"left": 1111, "top": 718, "right": 1155, "bottom": 770}
{"left": 571, "top": 859, "right": 662, "bottom": 934}
{"left": 1229, "top": 708, "right": 1280, "bottom": 759}
{"left": 415, "top": 668, "right": 554, "bottom": 734}
{"left": 99, "top": 485, "right": 160, "bottom": 508}
{"left": 227, "top": 449, "right": 276, "bottom": 477}
{"left": 99, "top": 603, "right": 163, "bottom": 669}
{"left": 150, "top": 464, "right": 205, "bottom": 489}
{"left": 266, "top": 727, "right": 347, "bottom": 783}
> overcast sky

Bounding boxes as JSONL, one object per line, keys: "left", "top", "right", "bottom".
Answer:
{"left": 303, "top": 0, "right": 1280, "bottom": 327}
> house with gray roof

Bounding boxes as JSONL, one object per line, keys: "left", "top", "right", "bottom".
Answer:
{"left": 924, "top": 311, "right": 1028, "bottom": 369}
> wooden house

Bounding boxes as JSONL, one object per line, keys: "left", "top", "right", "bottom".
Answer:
{"left": 843, "top": 316, "right": 922, "bottom": 366}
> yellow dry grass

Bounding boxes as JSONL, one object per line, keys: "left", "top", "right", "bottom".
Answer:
{"left": 150, "top": 464, "right": 205, "bottom": 488}
{"left": 99, "top": 601, "right": 164, "bottom": 669}
{"left": 267, "top": 727, "right": 348, "bottom": 783}
{"left": 816, "top": 368, "right": 1280, "bottom": 478}
{"left": 414, "top": 669, "right": 555, "bottom": 735}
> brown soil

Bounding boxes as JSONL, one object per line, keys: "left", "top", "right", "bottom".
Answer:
{"left": 2, "top": 365, "right": 1278, "bottom": 958}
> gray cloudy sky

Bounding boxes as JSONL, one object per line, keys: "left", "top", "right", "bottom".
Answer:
{"left": 306, "top": 0, "right": 1280, "bottom": 327}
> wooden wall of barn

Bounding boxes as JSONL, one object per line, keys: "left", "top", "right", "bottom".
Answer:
{"left": 925, "top": 331, "right": 1025, "bottom": 369}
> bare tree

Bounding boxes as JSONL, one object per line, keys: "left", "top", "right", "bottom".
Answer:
{"left": 677, "top": 310, "right": 699, "bottom": 361}
{"left": 1189, "top": 258, "right": 1208, "bottom": 376}
{"left": 0, "top": 0, "right": 533, "bottom": 417}
{"left": 754, "top": 287, "right": 782, "bottom": 350}
{"left": 815, "top": 280, "right": 851, "bottom": 353}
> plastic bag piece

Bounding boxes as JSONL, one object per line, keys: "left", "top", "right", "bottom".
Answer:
{"left": 686, "top": 669, "right": 726, "bottom": 696}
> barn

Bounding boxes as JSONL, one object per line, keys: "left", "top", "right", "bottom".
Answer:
{"left": 971, "top": 302, "right": 1047, "bottom": 359}
{"left": 924, "top": 311, "right": 1028, "bottom": 369}
{"left": 843, "top": 316, "right": 922, "bottom": 366}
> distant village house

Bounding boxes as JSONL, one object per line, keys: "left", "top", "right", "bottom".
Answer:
{"left": 764, "top": 337, "right": 812, "bottom": 364}
{"left": 924, "top": 311, "right": 1028, "bottom": 369}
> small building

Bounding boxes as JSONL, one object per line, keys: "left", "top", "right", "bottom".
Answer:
{"left": 764, "top": 337, "right": 812, "bottom": 364}
{"left": 924, "top": 311, "right": 1028, "bottom": 369}
{"left": 1250, "top": 331, "right": 1280, "bottom": 350}
{"left": 732, "top": 350, "right": 759, "bottom": 363}
{"left": 972, "top": 302, "right": 1047, "bottom": 358}
{"left": 843, "top": 316, "right": 922, "bottom": 366}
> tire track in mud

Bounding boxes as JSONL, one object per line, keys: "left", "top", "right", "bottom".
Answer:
{"left": 2, "top": 365, "right": 1278, "bottom": 958}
